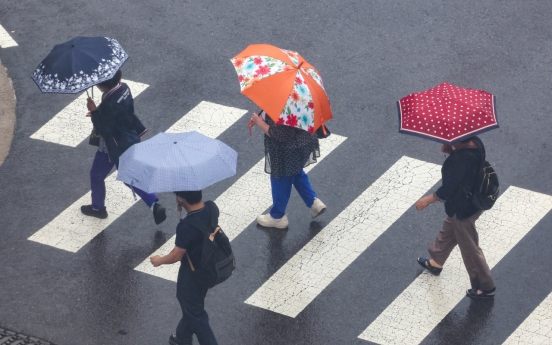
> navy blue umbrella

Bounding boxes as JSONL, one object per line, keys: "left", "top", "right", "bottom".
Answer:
{"left": 32, "top": 36, "right": 128, "bottom": 94}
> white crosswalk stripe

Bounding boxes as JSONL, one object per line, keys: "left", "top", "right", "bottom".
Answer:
{"left": 359, "top": 186, "right": 552, "bottom": 345}
{"left": 28, "top": 101, "right": 247, "bottom": 252}
{"left": 24, "top": 89, "right": 552, "bottom": 343}
{"left": 502, "top": 291, "right": 552, "bottom": 345}
{"left": 30, "top": 80, "right": 149, "bottom": 147}
{"left": 134, "top": 134, "right": 347, "bottom": 281}
{"left": 245, "top": 156, "right": 442, "bottom": 317}
{"left": 0, "top": 24, "right": 17, "bottom": 48}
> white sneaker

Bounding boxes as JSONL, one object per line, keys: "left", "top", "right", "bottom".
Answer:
{"left": 310, "top": 198, "right": 327, "bottom": 218}
{"left": 256, "top": 214, "right": 289, "bottom": 229}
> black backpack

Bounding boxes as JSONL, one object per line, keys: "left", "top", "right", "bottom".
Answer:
{"left": 183, "top": 202, "right": 236, "bottom": 289}
{"left": 468, "top": 147, "right": 500, "bottom": 210}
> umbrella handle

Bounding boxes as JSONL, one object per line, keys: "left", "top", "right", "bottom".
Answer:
{"left": 85, "top": 87, "right": 94, "bottom": 99}
{"left": 130, "top": 179, "right": 138, "bottom": 201}
{"left": 248, "top": 120, "right": 253, "bottom": 136}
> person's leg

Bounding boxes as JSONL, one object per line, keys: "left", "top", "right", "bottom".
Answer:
{"left": 428, "top": 217, "right": 458, "bottom": 267}
{"left": 292, "top": 170, "right": 316, "bottom": 208}
{"left": 113, "top": 159, "right": 166, "bottom": 224}
{"left": 175, "top": 278, "right": 194, "bottom": 344}
{"left": 123, "top": 183, "right": 158, "bottom": 207}
{"left": 177, "top": 269, "right": 218, "bottom": 345}
{"left": 452, "top": 211, "right": 495, "bottom": 291}
{"left": 112, "top": 158, "right": 158, "bottom": 207}
{"left": 90, "top": 151, "right": 115, "bottom": 210}
{"left": 269, "top": 174, "right": 293, "bottom": 219}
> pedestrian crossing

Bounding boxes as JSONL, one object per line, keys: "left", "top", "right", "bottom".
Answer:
{"left": 134, "top": 134, "right": 347, "bottom": 281}
{"left": 245, "top": 156, "right": 442, "bottom": 317}
{"left": 359, "top": 186, "right": 552, "bottom": 344}
{"left": 30, "top": 80, "right": 149, "bottom": 147}
{"left": 0, "top": 24, "right": 17, "bottom": 48}
{"left": 28, "top": 101, "right": 248, "bottom": 252}
{"left": 25, "top": 91, "right": 552, "bottom": 345}
{"left": 503, "top": 291, "right": 552, "bottom": 345}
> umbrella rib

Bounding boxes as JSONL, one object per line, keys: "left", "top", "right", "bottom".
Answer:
{"left": 175, "top": 144, "right": 200, "bottom": 191}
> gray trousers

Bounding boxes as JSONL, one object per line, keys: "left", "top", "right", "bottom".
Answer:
{"left": 428, "top": 211, "right": 495, "bottom": 291}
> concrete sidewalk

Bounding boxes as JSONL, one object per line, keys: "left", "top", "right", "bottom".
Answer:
{"left": 0, "top": 59, "right": 15, "bottom": 166}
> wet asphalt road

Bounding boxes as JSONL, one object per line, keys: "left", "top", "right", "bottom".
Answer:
{"left": 1, "top": 1, "right": 552, "bottom": 344}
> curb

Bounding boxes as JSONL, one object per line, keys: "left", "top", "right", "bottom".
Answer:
{"left": 0, "top": 59, "right": 15, "bottom": 166}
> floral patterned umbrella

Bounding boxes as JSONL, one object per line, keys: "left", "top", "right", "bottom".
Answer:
{"left": 32, "top": 36, "right": 128, "bottom": 94}
{"left": 398, "top": 82, "right": 498, "bottom": 144}
{"left": 231, "top": 44, "right": 332, "bottom": 133}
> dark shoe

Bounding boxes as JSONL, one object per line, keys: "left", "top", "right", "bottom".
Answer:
{"left": 169, "top": 334, "right": 191, "bottom": 345}
{"left": 466, "top": 287, "right": 495, "bottom": 299}
{"left": 153, "top": 203, "right": 166, "bottom": 225}
{"left": 80, "top": 205, "right": 108, "bottom": 219}
{"left": 417, "top": 257, "right": 443, "bottom": 276}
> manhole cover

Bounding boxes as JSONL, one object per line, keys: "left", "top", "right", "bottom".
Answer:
{"left": 0, "top": 327, "right": 55, "bottom": 345}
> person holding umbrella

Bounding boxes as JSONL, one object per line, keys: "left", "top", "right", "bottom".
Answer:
{"left": 250, "top": 110, "right": 326, "bottom": 228}
{"left": 31, "top": 36, "right": 166, "bottom": 224}
{"left": 398, "top": 82, "right": 499, "bottom": 299}
{"left": 117, "top": 131, "right": 238, "bottom": 345}
{"left": 83, "top": 70, "right": 166, "bottom": 224}
{"left": 231, "top": 44, "right": 332, "bottom": 228}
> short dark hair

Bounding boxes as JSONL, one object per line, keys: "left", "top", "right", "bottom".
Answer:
{"left": 97, "top": 69, "right": 122, "bottom": 89}
{"left": 175, "top": 190, "right": 202, "bottom": 205}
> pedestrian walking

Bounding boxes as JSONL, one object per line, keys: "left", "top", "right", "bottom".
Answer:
{"left": 250, "top": 110, "right": 326, "bottom": 229}
{"left": 81, "top": 69, "right": 166, "bottom": 224}
{"left": 150, "top": 190, "right": 219, "bottom": 345}
{"left": 415, "top": 136, "right": 496, "bottom": 299}
{"left": 231, "top": 44, "right": 334, "bottom": 228}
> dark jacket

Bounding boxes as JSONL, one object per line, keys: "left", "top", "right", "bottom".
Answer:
{"left": 435, "top": 137, "right": 485, "bottom": 220}
{"left": 91, "top": 83, "right": 147, "bottom": 161}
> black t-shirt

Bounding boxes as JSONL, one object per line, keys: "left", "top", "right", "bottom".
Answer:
{"left": 175, "top": 201, "right": 219, "bottom": 270}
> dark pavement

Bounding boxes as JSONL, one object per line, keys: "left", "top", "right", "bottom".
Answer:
{"left": 1, "top": 1, "right": 552, "bottom": 344}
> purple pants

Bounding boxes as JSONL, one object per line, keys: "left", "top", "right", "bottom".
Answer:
{"left": 90, "top": 150, "right": 158, "bottom": 210}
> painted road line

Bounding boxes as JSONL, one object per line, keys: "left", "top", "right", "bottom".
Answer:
{"left": 28, "top": 101, "right": 247, "bottom": 252}
{"left": 134, "top": 134, "right": 347, "bottom": 282}
{"left": 244, "top": 156, "right": 442, "bottom": 318}
{"left": 30, "top": 80, "right": 149, "bottom": 147}
{"left": 502, "top": 291, "right": 552, "bottom": 345}
{"left": 359, "top": 186, "right": 552, "bottom": 345}
{"left": 0, "top": 24, "right": 17, "bottom": 48}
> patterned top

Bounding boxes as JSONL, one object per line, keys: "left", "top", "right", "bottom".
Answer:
{"left": 264, "top": 116, "right": 320, "bottom": 178}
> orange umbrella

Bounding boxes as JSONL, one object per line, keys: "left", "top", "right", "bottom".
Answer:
{"left": 231, "top": 44, "right": 332, "bottom": 133}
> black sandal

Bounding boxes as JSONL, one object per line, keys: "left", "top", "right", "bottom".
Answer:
{"left": 417, "top": 257, "right": 443, "bottom": 276}
{"left": 466, "top": 287, "right": 495, "bottom": 299}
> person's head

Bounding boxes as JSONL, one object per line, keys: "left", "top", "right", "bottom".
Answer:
{"left": 96, "top": 69, "right": 122, "bottom": 92}
{"left": 441, "top": 137, "right": 479, "bottom": 154}
{"left": 452, "top": 137, "right": 477, "bottom": 150}
{"left": 174, "top": 190, "right": 203, "bottom": 208}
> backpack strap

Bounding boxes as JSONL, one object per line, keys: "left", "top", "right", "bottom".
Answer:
{"left": 180, "top": 202, "right": 218, "bottom": 272}
{"left": 186, "top": 252, "right": 195, "bottom": 272}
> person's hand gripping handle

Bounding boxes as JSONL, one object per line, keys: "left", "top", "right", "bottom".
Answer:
{"left": 86, "top": 97, "right": 97, "bottom": 117}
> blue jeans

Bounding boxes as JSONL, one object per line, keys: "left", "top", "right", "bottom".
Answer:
{"left": 270, "top": 170, "right": 316, "bottom": 219}
{"left": 176, "top": 268, "right": 218, "bottom": 345}
{"left": 90, "top": 150, "right": 158, "bottom": 210}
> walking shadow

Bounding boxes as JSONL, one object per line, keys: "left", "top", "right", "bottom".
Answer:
{"left": 429, "top": 298, "right": 495, "bottom": 345}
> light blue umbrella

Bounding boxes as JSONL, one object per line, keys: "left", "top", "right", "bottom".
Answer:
{"left": 117, "top": 131, "right": 237, "bottom": 193}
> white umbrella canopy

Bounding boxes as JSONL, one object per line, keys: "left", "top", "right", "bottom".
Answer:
{"left": 117, "top": 131, "right": 237, "bottom": 193}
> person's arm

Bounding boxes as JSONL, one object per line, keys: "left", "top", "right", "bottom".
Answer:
{"left": 150, "top": 246, "right": 186, "bottom": 267}
{"left": 435, "top": 152, "right": 469, "bottom": 201}
{"left": 415, "top": 193, "right": 439, "bottom": 211}
{"left": 415, "top": 152, "right": 469, "bottom": 211}
{"left": 250, "top": 112, "right": 270, "bottom": 136}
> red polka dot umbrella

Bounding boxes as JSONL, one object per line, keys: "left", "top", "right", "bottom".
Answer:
{"left": 398, "top": 82, "right": 498, "bottom": 144}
